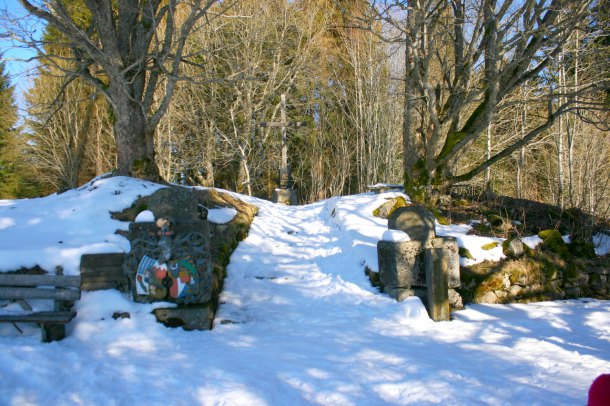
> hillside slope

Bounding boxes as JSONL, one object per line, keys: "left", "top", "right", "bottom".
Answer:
{"left": 0, "top": 178, "right": 608, "bottom": 405}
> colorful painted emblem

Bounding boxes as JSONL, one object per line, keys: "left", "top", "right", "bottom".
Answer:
{"left": 135, "top": 255, "right": 199, "bottom": 302}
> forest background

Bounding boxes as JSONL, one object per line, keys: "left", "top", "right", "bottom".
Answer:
{"left": 0, "top": 0, "right": 608, "bottom": 221}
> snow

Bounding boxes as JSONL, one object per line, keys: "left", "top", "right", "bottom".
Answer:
{"left": 594, "top": 232, "right": 610, "bottom": 256}
{"left": 207, "top": 207, "right": 238, "bottom": 224}
{"left": 135, "top": 210, "right": 155, "bottom": 222}
{"left": 436, "top": 223, "right": 505, "bottom": 267}
{"left": 523, "top": 235, "right": 544, "bottom": 250}
{"left": 0, "top": 176, "right": 165, "bottom": 275}
{"left": 0, "top": 180, "right": 608, "bottom": 405}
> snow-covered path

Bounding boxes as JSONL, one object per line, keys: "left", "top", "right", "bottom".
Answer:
{"left": 212, "top": 196, "right": 610, "bottom": 405}
{"left": 1, "top": 186, "right": 609, "bottom": 405}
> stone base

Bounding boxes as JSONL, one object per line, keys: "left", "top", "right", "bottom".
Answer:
{"left": 377, "top": 237, "right": 460, "bottom": 292}
{"left": 153, "top": 306, "right": 214, "bottom": 331}
{"left": 273, "top": 188, "right": 298, "bottom": 205}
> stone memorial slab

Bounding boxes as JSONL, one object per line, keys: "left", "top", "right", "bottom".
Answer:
{"left": 388, "top": 206, "right": 436, "bottom": 242}
{"left": 377, "top": 237, "right": 459, "bottom": 295}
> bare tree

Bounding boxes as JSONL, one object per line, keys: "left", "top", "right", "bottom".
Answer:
{"left": 25, "top": 61, "right": 114, "bottom": 190}
{"left": 357, "top": 0, "right": 608, "bottom": 203}
{"left": 15, "top": 0, "right": 222, "bottom": 180}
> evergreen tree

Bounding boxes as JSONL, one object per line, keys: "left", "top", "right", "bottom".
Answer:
{"left": 0, "top": 62, "right": 20, "bottom": 198}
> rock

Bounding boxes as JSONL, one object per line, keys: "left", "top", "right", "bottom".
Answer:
{"left": 509, "top": 285, "right": 523, "bottom": 298}
{"left": 145, "top": 187, "right": 201, "bottom": 222}
{"left": 568, "top": 241, "right": 596, "bottom": 258}
{"left": 153, "top": 306, "right": 214, "bottom": 330}
{"left": 588, "top": 273, "right": 606, "bottom": 290}
{"left": 565, "top": 286, "right": 581, "bottom": 298}
{"left": 373, "top": 196, "right": 408, "bottom": 219}
{"left": 459, "top": 247, "right": 474, "bottom": 260}
{"left": 384, "top": 288, "right": 415, "bottom": 302}
{"left": 388, "top": 206, "right": 436, "bottom": 242}
{"left": 538, "top": 229, "right": 570, "bottom": 257}
{"left": 494, "top": 290, "right": 509, "bottom": 302}
{"left": 476, "top": 290, "right": 498, "bottom": 303}
{"left": 449, "top": 289, "right": 463, "bottom": 310}
{"left": 503, "top": 238, "right": 525, "bottom": 258}
{"left": 487, "top": 214, "right": 504, "bottom": 228}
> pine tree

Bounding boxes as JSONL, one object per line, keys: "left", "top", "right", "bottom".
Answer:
{"left": 0, "top": 62, "right": 20, "bottom": 198}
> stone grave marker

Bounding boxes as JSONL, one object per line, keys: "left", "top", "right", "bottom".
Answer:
{"left": 377, "top": 205, "right": 459, "bottom": 321}
{"left": 388, "top": 206, "right": 436, "bottom": 242}
{"left": 122, "top": 187, "right": 214, "bottom": 329}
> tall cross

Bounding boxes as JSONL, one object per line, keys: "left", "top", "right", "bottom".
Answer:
{"left": 258, "top": 94, "right": 306, "bottom": 188}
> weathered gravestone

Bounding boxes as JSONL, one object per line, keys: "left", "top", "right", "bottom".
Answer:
{"left": 377, "top": 206, "right": 460, "bottom": 321}
{"left": 388, "top": 206, "right": 436, "bottom": 242}
{"left": 122, "top": 187, "right": 214, "bottom": 330}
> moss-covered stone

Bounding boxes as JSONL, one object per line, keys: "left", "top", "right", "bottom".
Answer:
{"left": 373, "top": 196, "right": 409, "bottom": 219}
{"left": 567, "top": 241, "right": 596, "bottom": 259}
{"left": 477, "top": 273, "right": 506, "bottom": 293}
{"left": 487, "top": 214, "right": 504, "bottom": 228}
{"left": 428, "top": 206, "right": 450, "bottom": 226}
{"left": 459, "top": 247, "right": 474, "bottom": 260}
{"left": 473, "top": 222, "right": 492, "bottom": 234}
{"left": 502, "top": 238, "right": 526, "bottom": 258}
{"left": 538, "top": 229, "right": 570, "bottom": 258}
{"left": 481, "top": 242, "right": 499, "bottom": 251}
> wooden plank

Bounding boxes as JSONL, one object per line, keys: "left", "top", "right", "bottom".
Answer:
{"left": 0, "top": 311, "right": 76, "bottom": 324}
{"left": 80, "top": 266, "right": 125, "bottom": 276}
{"left": 81, "top": 276, "right": 129, "bottom": 292}
{"left": 81, "top": 275, "right": 127, "bottom": 282}
{"left": 0, "top": 287, "right": 81, "bottom": 301}
{"left": 0, "top": 274, "right": 81, "bottom": 288}
{"left": 80, "top": 253, "right": 125, "bottom": 268}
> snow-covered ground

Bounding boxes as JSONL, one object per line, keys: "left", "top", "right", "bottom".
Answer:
{"left": 0, "top": 177, "right": 609, "bottom": 405}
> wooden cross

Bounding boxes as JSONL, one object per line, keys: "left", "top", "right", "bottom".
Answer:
{"left": 257, "top": 94, "right": 306, "bottom": 188}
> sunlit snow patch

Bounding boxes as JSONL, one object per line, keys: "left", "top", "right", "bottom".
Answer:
{"left": 207, "top": 207, "right": 237, "bottom": 224}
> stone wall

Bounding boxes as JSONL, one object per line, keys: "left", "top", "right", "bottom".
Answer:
{"left": 459, "top": 252, "right": 610, "bottom": 304}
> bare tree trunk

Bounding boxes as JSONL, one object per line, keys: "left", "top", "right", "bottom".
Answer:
{"left": 567, "top": 30, "right": 579, "bottom": 207}
{"left": 402, "top": 30, "right": 417, "bottom": 194}
{"left": 556, "top": 47, "right": 567, "bottom": 210}
{"left": 517, "top": 105, "right": 527, "bottom": 199}
{"left": 485, "top": 125, "right": 491, "bottom": 190}
{"left": 556, "top": 114, "right": 564, "bottom": 210}
{"left": 112, "top": 96, "right": 158, "bottom": 179}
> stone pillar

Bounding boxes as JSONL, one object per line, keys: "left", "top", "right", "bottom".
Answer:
{"left": 425, "top": 248, "right": 450, "bottom": 321}
{"left": 273, "top": 188, "right": 298, "bottom": 205}
{"left": 376, "top": 205, "right": 461, "bottom": 319}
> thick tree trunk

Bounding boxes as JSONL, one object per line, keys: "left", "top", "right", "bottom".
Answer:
{"left": 112, "top": 97, "right": 160, "bottom": 181}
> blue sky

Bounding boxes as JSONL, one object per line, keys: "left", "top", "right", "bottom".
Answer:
{"left": 1, "top": 0, "right": 45, "bottom": 114}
